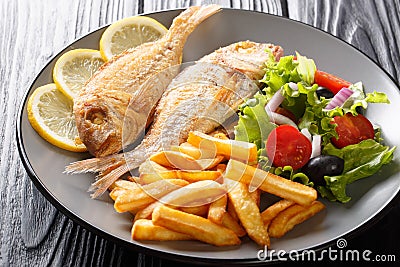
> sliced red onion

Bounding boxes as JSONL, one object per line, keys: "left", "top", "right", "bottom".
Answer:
{"left": 265, "top": 88, "right": 284, "bottom": 113}
{"left": 311, "top": 135, "right": 321, "bottom": 158}
{"left": 325, "top": 87, "right": 354, "bottom": 110}
{"left": 269, "top": 112, "right": 298, "bottom": 128}
{"left": 301, "top": 128, "right": 312, "bottom": 141}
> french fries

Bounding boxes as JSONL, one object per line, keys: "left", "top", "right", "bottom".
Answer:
{"left": 132, "top": 219, "right": 193, "bottom": 241}
{"left": 225, "top": 179, "right": 270, "bottom": 247}
{"left": 108, "top": 131, "right": 326, "bottom": 248}
{"left": 171, "top": 142, "right": 217, "bottom": 159}
{"left": 221, "top": 212, "right": 247, "bottom": 237}
{"left": 187, "top": 131, "right": 258, "bottom": 164}
{"left": 268, "top": 201, "right": 325, "bottom": 238}
{"left": 140, "top": 169, "right": 222, "bottom": 184}
{"left": 157, "top": 180, "right": 226, "bottom": 207}
{"left": 207, "top": 194, "right": 227, "bottom": 224}
{"left": 152, "top": 205, "right": 241, "bottom": 246}
{"left": 261, "top": 199, "right": 295, "bottom": 228}
{"left": 224, "top": 159, "right": 317, "bottom": 206}
{"left": 114, "top": 179, "right": 188, "bottom": 213}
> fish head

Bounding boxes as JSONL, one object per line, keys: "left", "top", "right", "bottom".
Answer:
{"left": 74, "top": 99, "right": 122, "bottom": 157}
{"left": 74, "top": 90, "right": 148, "bottom": 157}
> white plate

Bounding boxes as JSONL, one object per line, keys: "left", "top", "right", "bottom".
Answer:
{"left": 17, "top": 8, "right": 400, "bottom": 264}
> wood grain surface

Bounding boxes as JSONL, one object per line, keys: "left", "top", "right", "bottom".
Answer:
{"left": 1, "top": 0, "right": 399, "bottom": 266}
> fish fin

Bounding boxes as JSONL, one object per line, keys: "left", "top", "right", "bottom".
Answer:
{"left": 87, "top": 149, "right": 148, "bottom": 198}
{"left": 88, "top": 163, "right": 130, "bottom": 198}
{"left": 64, "top": 154, "right": 124, "bottom": 174}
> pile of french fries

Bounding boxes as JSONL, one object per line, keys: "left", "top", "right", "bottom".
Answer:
{"left": 109, "top": 131, "right": 325, "bottom": 247}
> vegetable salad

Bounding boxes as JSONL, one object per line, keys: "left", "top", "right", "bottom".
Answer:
{"left": 235, "top": 52, "right": 396, "bottom": 203}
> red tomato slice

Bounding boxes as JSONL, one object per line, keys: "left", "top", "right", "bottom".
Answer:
{"left": 331, "top": 113, "right": 375, "bottom": 148}
{"left": 314, "top": 70, "right": 352, "bottom": 94}
{"left": 266, "top": 125, "right": 312, "bottom": 170}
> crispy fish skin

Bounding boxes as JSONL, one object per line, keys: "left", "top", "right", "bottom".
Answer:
{"left": 75, "top": 5, "right": 221, "bottom": 158}
{"left": 66, "top": 41, "right": 284, "bottom": 198}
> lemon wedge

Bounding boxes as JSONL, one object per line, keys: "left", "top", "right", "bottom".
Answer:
{"left": 99, "top": 16, "right": 168, "bottom": 61}
{"left": 53, "top": 49, "right": 105, "bottom": 100}
{"left": 27, "top": 83, "right": 87, "bottom": 152}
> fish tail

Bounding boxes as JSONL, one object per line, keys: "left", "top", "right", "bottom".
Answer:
{"left": 87, "top": 149, "right": 148, "bottom": 198}
{"left": 64, "top": 154, "right": 125, "bottom": 174}
{"left": 166, "top": 5, "right": 221, "bottom": 45}
{"left": 88, "top": 163, "right": 130, "bottom": 198}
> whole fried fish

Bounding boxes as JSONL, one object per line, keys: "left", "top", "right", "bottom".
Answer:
{"left": 66, "top": 41, "right": 284, "bottom": 198}
{"left": 75, "top": 5, "right": 221, "bottom": 158}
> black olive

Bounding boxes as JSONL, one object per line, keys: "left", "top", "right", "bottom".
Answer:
{"left": 302, "top": 155, "right": 344, "bottom": 186}
{"left": 355, "top": 106, "right": 364, "bottom": 115}
{"left": 316, "top": 87, "right": 334, "bottom": 99}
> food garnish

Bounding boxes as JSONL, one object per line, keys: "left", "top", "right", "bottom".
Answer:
{"left": 99, "top": 15, "right": 168, "bottom": 61}
{"left": 27, "top": 83, "right": 86, "bottom": 152}
{"left": 53, "top": 49, "right": 105, "bottom": 99}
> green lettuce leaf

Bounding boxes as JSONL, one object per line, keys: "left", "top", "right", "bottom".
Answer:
{"left": 296, "top": 51, "right": 317, "bottom": 85}
{"left": 260, "top": 55, "right": 300, "bottom": 97}
{"left": 271, "top": 166, "right": 314, "bottom": 187}
{"left": 320, "top": 139, "right": 396, "bottom": 203}
{"left": 234, "top": 93, "right": 276, "bottom": 149}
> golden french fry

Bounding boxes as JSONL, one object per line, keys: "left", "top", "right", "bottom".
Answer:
{"left": 150, "top": 151, "right": 200, "bottom": 170}
{"left": 114, "top": 179, "right": 189, "bottom": 213}
{"left": 224, "top": 159, "right": 317, "bottom": 206}
{"left": 140, "top": 170, "right": 222, "bottom": 184}
{"left": 134, "top": 201, "right": 162, "bottom": 221}
{"left": 139, "top": 159, "right": 170, "bottom": 174}
{"left": 158, "top": 180, "right": 226, "bottom": 207}
{"left": 196, "top": 156, "right": 225, "bottom": 170}
{"left": 261, "top": 199, "right": 295, "bottom": 227}
{"left": 221, "top": 212, "right": 247, "bottom": 237}
{"left": 208, "top": 195, "right": 227, "bottom": 224}
{"left": 109, "top": 187, "right": 128, "bottom": 201}
{"left": 180, "top": 204, "right": 210, "bottom": 217}
{"left": 172, "top": 142, "right": 217, "bottom": 159}
{"left": 139, "top": 171, "right": 178, "bottom": 184}
{"left": 152, "top": 205, "right": 241, "bottom": 246}
{"left": 176, "top": 170, "right": 222, "bottom": 183}
{"left": 268, "top": 201, "right": 325, "bottom": 238}
{"left": 227, "top": 199, "right": 239, "bottom": 222}
{"left": 249, "top": 189, "right": 261, "bottom": 208}
{"left": 225, "top": 179, "right": 270, "bottom": 247}
{"left": 132, "top": 219, "right": 193, "bottom": 241}
{"left": 113, "top": 179, "right": 140, "bottom": 191}
{"left": 187, "top": 131, "right": 258, "bottom": 164}
{"left": 128, "top": 176, "right": 141, "bottom": 183}
{"left": 149, "top": 150, "right": 224, "bottom": 170}
{"left": 215, "top": 163, "right": 227, "bottom": 173}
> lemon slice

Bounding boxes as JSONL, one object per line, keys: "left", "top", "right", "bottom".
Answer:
{"left": 27, "top": 83, "right": 87, "bottom": 152}
{"left": 99, "top": 16, "right": 168, "bottom": 61}
{"left": 53, "top": 49, "right": 105, "bottom": 100}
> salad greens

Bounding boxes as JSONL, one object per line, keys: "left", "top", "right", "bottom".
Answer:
{"left": 234, "top": 51, "right": 396, "bottom": 203}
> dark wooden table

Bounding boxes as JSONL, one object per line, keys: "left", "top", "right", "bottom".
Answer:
{"left": 1, "top": 0, "right": 399, "bottom": 266}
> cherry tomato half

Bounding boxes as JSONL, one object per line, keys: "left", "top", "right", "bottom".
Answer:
{"left": 314, "top": 70, "right": 352, "bottom": 95}
{"left": 266, "top": 125, "right": 312, "bottom": 170}
{"left": 331, "top": 113, "right": 375, "bottom": 148}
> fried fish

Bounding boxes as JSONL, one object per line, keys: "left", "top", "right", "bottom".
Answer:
{"left": 66, "top": 41, "right": 284, "bottom": 198}
{"left": 75, "top": 5, "right": 221, "bottom": 157}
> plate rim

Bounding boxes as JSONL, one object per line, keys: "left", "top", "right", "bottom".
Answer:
{"left": 16, "top": 7, "right": 400, "bottom": 265}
